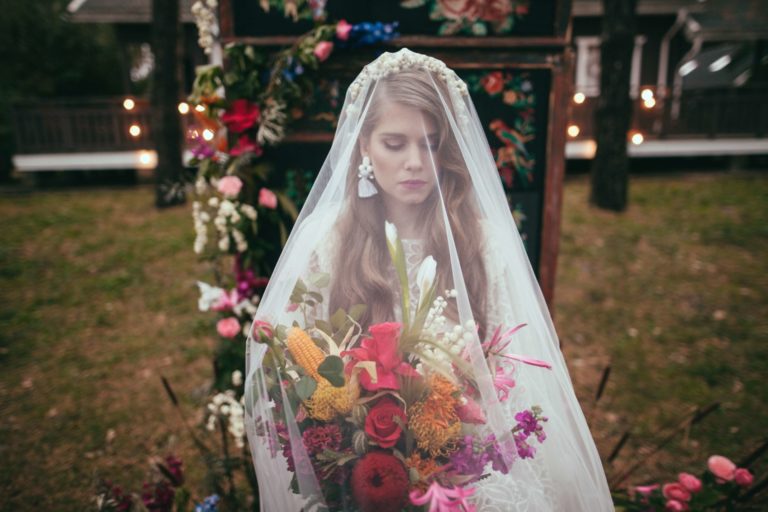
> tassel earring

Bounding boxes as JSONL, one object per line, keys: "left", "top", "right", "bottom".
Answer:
{"left": 357, "top": 155, "right": 377, "bottom": 198}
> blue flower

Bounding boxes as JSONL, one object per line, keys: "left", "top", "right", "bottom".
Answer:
{"left": 194, "top": 494, "right": 220, "bottom": 512}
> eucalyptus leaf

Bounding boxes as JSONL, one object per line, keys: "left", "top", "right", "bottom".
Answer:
{"left": 309, "top": 272, "right": 330, "bottom": 288}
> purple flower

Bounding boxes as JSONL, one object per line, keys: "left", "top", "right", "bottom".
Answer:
{"left": 484, "top": 434, "right": 513, "bottom": 474}
{"left": 514, "top": 433, "right": 536, "bottom": 459}
{"left": 514, "top": 410, "right": 538, "bottom": 435}
{"left": 450, "top": 435, "right": 489, "bottom": 476}
{"left": 191, "top": 139, "right": 215, "bottom": 160}
{"left": 141, "top": 480, "right": 175, "bottom": 511}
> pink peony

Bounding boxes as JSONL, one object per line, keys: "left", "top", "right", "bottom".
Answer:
{"left": 734, "top": 468, "right": 754, "bottom": 487}
{"left": 258, "top": 188, "right": 277, "bottom": 209}
{"left": 313, "top": 41, "right": 334, "bottom": 62}
{"left": 336, "top": 20, "right": 352, "bottom": 41}
{"left": 217, "top": 176, "right": 243, "bottom": 198}
{"left": 677, "top": 472, "right": 702, "bottom": 493}
{"left": 708, "top": 455, "right": 737, "bottom": 482}
{"left": 662, "top": 482, "right": 691, "bottom": 502}
{"left": 665, "top": 499, "right": 689, "bottom": 511}
{"left": 217, "top": 317, "right": 241, "bottom": 338}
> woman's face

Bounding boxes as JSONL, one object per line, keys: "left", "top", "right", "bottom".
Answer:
{"left": 362, "top": 102, "right": 440, "bottom": 209}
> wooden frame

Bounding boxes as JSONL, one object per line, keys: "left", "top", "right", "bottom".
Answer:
{"left": 215, "top": 0, "right": 573, "bottom": 311}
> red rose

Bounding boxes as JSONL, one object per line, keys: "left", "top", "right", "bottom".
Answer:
{"left": 221, "top": 99, "right": 260, "bottom": 133}
{"left": 351, "top": 452, "right": 409, "bottom": 512}
{"left": 364, "top": 397, "right": 406, "bottom": 448}
{"left": 481, "top": 71, "right": 504, "bottom": 95}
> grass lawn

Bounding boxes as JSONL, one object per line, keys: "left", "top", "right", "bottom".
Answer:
{"left": 0, "top": 171, "right": 766, "bottom": 510}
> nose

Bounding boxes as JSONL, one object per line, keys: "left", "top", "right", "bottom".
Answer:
{"left": 404, "top": 143, "right": 424, "bottom": 172}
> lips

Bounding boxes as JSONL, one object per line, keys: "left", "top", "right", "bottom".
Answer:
{"left": 400, "top": 180, "right": 427, "bottom": 189}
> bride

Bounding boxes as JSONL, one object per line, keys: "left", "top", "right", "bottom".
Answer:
{"left": 244, "top": 49, "right": 613, "bottom": 511}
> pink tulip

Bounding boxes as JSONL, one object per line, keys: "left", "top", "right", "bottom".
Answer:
{"left": 217, "top": 175, "right": 243, "bottom": 198}
{"left": 708, "top": 455, "right": 737, "bottom": 482}
{"left": 217, "top": 317, "right": 241, "bottom": 338}
{"left": 336, "top": 20, "right": 352, "bottom": 41}
{"left": 313, "top": 41, "right": 334, "bottom": 62}
{"left": 662, "top": 482, "right": 691, "bottom": 502}
{"left": 677, "top": 472, "right": 702, "bottom": 493}
{"left": 258, "top": 188, "right": 277, "bottom": 209}
{"left": 734, "top": 468, "right": 754, "bottom": 487}
{"left": 665, "top": 499, "right": 689, "bottom": 511}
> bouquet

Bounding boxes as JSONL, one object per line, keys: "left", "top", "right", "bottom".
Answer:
{"left": 249, "top": 221, "right": 552, "bottom": 511}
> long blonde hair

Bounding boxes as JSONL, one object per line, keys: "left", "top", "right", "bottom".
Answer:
{"left": 328, "top": 69, "right": 488, "bottom": 338}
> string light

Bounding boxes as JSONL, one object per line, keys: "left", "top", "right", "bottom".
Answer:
{"left": 641, "top": 88, "right": 654, "bottom": 101}
{"left": 129, "top": 124, "right": 142, "bottom": 137}
{"left": 573, "top": 92, "right": 586, "bottom": 104}
{"left": 202, "top": 129, "right": 215, "bottom": 141}
{"left": 631, "top": 132, "right": 644, "bottom": 145}
{"left": 567, "top": 125, "right": 580, "bottom": 137}
{"left": 643, "top": 97, "right": 656, "bottom": 109}
{"left": 178, "top": 102, "right": 190, "bottom": 114}
{"left": 123, "top": 98, "right": 135, "bottom": 111}
{"left": 195, "top": 105, "right": 206, "bottom": 113}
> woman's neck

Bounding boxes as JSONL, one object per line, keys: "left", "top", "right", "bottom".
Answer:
{"left": 383, "top": 200, "right": 425, "bottom": 239}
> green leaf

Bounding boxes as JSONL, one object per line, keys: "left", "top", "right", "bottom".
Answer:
{"left": 307, "top": 291, "right": 324, "bottom": 303}
{"left": 315, "top": 319, "right": 333, "bottom": 335}
{"left": 318, "top": 356, "right": 345, "bottom": 387}
{"left": 330, "top": 308, "right": 347, "bottom": 331}
{"left": 349, "top": 304, "right": 367, "bottom": 321}
{"left": 309, "top": 272, "right": 330, "bottom": 288}
{"left": 295, "top": 376, "right": 317, "bottom": 401}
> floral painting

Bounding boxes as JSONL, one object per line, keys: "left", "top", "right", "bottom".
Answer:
{"left": 401, "top": 0, "right": 531, "bottom": 36}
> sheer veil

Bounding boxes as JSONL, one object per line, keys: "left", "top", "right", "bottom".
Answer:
{"left": 244, "top": 48, "right": 613, "bottom": 511}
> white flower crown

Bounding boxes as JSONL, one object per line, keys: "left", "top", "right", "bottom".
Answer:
{"left": 346, "top": 48, "right": 471, "bottom": 126}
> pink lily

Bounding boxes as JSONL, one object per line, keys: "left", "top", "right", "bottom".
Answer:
{"left": 482, "top": 323, "right": 528, "bottom": 355}
{"left": 409, "top": 481, "right": 477, "bottom": 512}
{"left": 492, "top": 365, "right": 517, "bottom": 402}
{"left": 498, "top": 353, "right": 552, "bottom": 369}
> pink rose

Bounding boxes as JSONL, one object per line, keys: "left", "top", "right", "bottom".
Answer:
{"left": 708, "top": 455, "right": 736, "bottom": 482}
{"left": 665, "top": 499, "right": 689, "bottom": 511}
{"left": 313, "top": 41, "right": 334, "bottom": 62}
{"left": 217, "top": 317, "right": 241, "bottom": 338}
{"left": 677, "top": 473, "right": 702, "bottom": 493}
{"left": 734, "top": 468, "right": 754, "bottom": 487}
{"left": 480, "top": 71, "right": 504, "bottom": 95}
{"left": 662, "top": 482, "right": 691, "bottom": 502}
{"left": 341, "top": 322, "right": 419, "bottom": 392}
{"left": 258, "top": 188, "right": 277, "bottom": 209}
{"left": 364, "top": 396, "right": 406, "bottom": 448}
{"left": 335, "top": 20, "right": 352, "bottom": 41}
{"left": 217, "top": 176, "right": 243, "bottom": 198}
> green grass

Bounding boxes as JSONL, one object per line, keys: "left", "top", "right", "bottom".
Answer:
{"left": 0, "top": 172, "right": 766, "bottom": 509}
{"left": 556, "top": 171, "right": 768, "bottom": 489}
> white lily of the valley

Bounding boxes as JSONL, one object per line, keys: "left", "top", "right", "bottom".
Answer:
{"left": 416, "top": 255, "right": 437, "bottom": 310}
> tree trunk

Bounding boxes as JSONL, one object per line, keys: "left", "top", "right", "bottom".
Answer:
{"left": 151, "top": 0, "right": 185, "bottom": 208}
{"left": 589, "top": 0, "right": 637, "bottom": 211}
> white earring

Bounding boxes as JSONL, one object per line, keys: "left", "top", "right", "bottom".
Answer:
{"left": 357, "top": 155, "right": 377, "bottom": 198}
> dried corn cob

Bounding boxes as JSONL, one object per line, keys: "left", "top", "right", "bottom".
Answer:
{"left": 285, "top": 327, "right": 324, "bottom": 380}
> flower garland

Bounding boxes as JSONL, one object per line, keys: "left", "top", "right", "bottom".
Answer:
{"left": 188, "top": 19, "right": 397, "bottom": 390}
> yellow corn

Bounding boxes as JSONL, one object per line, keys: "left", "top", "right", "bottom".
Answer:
{"left": 286, "top": 327, "right": 324, "bottom": 380}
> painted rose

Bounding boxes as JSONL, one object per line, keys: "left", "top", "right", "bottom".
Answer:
{"left": 708, "top": 455, "right": 736, "bottom": 482}
{"left": 258, "top": 188, "right": 278, "bottom": 209}
{"left": 438, "top": 0, "right": 513, "bottom": 23}
{"left": 313, "top": 41, "right": 334, "bottom": 62}
{"left": 216, "top": 176, "right": 243, "bottom": 198}
{"left": 221, "top": 99, "right": 260, "bottom": 133}
{"left": 677, "top": 473, "right": 702, "bottom": 493}
{"left": 336, "top": 20, "right": 353, "bottom": 41}
{"left": 364, "top": 396, "right": 406, "bottom": 448}
{"left": 481, "top": 71, "right": 504, "bottom": 95}
{"left": 734, "top": 468, "right": 754, "bottom": 487}
{"left": 217, "top": 317, "right": 241, "bottom": 338}
{"left": 662, "top": 483, "right": 691, "bottom": 502}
